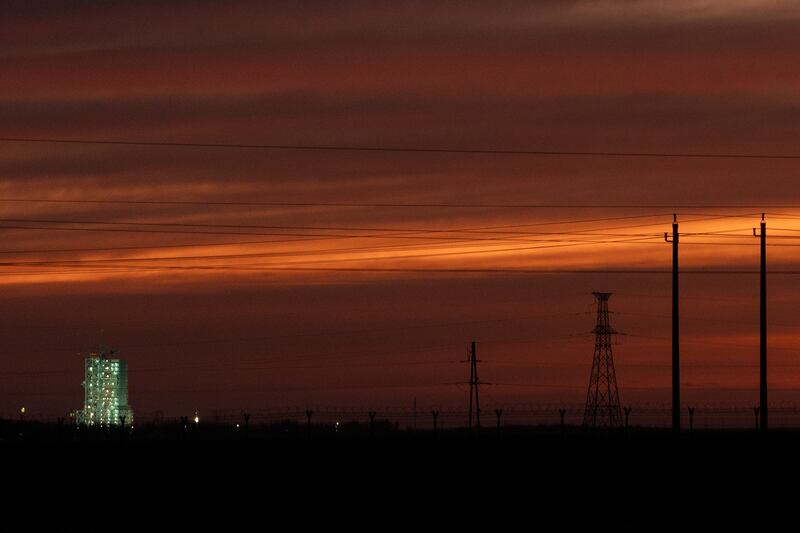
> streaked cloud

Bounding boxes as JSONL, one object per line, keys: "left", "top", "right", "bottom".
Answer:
{"left": 1, "top": 1, "right": 798, "bottom": 417}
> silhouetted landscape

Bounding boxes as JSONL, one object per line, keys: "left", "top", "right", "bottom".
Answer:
{"left": 4, "top": 422, "right": 797, "bottom": 531}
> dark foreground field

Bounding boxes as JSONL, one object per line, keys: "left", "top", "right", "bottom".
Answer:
{"left": 3, "top": 426, "right": 797, "bottom": 531}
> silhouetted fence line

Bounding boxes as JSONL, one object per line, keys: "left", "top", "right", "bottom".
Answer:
{"left": 12, "top": 405, "right": 800, "bottom": 431}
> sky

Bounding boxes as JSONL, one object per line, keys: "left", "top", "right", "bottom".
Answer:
{"left": 2, "top": 1, "right": 800, "bottom": 422}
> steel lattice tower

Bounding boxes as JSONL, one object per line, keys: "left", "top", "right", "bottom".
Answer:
{"left": 583, "top": 292, "right": 623, "bottom": 428}
{"left": 467, "top": 341, "right": 481, "bottom": 432}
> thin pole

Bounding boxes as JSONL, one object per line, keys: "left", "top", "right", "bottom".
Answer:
{"left": 468, "top": 342, "right": 474, "bottom": 432}
{"left": 672, "top": 214, "right": 680, "bottom": 437}
{"left": 760, "top": 214, "right": 768, "bottom": 433}
{"left": 472, "top": 341, "right": 481, "bottom": 432}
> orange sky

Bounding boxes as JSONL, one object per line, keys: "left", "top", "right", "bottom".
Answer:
{"left": 2, "top": 1, "right": 800, "bottom": 420}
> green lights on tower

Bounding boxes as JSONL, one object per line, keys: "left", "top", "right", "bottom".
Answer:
{"left": 76, "top": 342, "right": 133, "bottom": 427}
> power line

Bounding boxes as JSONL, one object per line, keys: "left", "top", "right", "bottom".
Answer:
{"left": 0, "top": 236, "right": 664, "bottom": 268}
{"left": 0, "top": 216, "right": 676, "bottom": 236}
{"left": 0, "top": 214, "right": 681, "bottom": 259}
{"left": 0, "top": 197, "right": 799, "bottom": 209}
{"left": 615, "top": 311, "right": 799, "bottom": 328}
{"left": 5, "top": 264, "right": 798, "bottom": 274}
{"left": 0, "top": 221, "right": 668, "bottom": 242}
{"left": 0, "top": 214, "right": 772, "bottom": 260}
{"left": 0, "top": 233, "right": 577, "bottom": 263}
{"left": 629, "top": 333, "right": 800, "bottom": 353}
{"left": 0, "top": 358, "right": 462, "bottom": 377}
{"left": 2, "top": 136, "right": 800, "bottom": 160}
{"left": 0, "top": 211, "right": 792, "bottom": 275}
{"left": 0, "top": 216, "right": 669, "bottom": 241}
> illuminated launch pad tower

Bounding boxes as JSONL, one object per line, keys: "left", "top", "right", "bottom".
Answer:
{"left": 76, "top": 342, "right": 133, "bottom": 427}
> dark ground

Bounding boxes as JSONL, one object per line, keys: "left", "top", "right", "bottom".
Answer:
{"left": 3, "top": 423, "right": 796, "bottom": 531}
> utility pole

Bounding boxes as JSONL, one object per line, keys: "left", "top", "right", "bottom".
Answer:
{"left": 465, "top": 341, "right": 482, "bottom": 433}
{"left": 755, "top": 214, "right": 768, "bottom": 433}
{"left": 665, "top": 214, "right": 680, "bottom": 437}
{"left": 761, "top": 214, "right": 768, "bottom": 433}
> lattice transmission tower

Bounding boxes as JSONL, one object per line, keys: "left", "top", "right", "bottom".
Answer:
{"left": 583, "top": 292, "right": 623, "bottom": 428}
{"left": 466, "top": 341, "right": 482, "bottom": 433}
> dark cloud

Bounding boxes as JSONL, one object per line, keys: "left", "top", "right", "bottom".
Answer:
{"left": 1, "top": 1, "right": 799, "bottom": 417}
